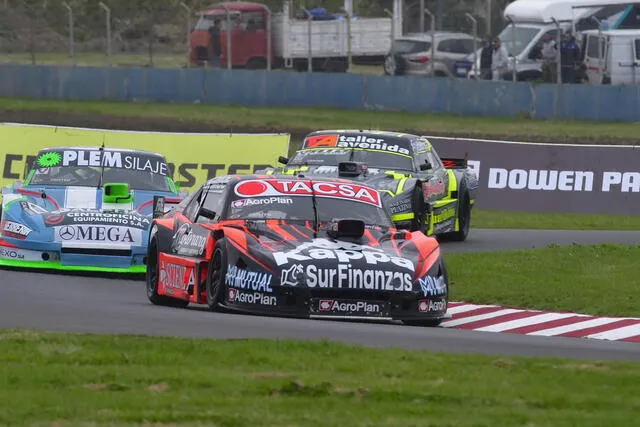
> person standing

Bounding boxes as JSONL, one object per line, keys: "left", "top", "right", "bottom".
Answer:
{"left": 541, "top": 33, "right": 558, "bottom": 83}
{"left": 491, "top": 37, "right": 509, "bottom": 81}
{"left": 479, "top": 38, "right": 493, "bottom": 80}
{"left": 208, "top": 19, "right": 222, "bottom": 68}
{"left": 560, "top": 31, "right": 581, "bottom": 83}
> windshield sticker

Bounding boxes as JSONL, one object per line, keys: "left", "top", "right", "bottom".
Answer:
{"left": 304, "top": 134, "right": 339, "bottom": 148}
{"left": 37, "top": 150, "right": 168, "bottom": 176}
{"left": 231, "top": 197, "right": 293, "bottom": 208}
{"left": 233, "top": 179, "right": 381, "bottom": 207}
{"left": 37, "top": 152, "right": 62, "bottom": 167}
{"left": 303, "top": 134, "right": 411, "bottom": 155}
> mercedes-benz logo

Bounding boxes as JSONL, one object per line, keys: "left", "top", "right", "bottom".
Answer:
{"left": 58, "top": 226, "right": 75, "bottom": 240}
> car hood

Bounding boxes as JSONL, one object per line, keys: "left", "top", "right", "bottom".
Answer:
{"left": 3, "top": 185, "right": 176, "bottom": 214}
{"left": 221, "top": 221, "right": 433, "bottom": 288}
{"left": 1, "top": 185, "right": 178, "bottom": 245}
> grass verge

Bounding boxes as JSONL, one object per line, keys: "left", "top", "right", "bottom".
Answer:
{"left": 472, "top": 209, "right": 640, "bottom": 230}
{"left": 1, "top": 330, "right": 639, "bottom": 427}
{"left": 1, "top": 97, "right": 639, "bottom": 143}
{"left": 446, "top": 244, "right": 640, "bottom": 317}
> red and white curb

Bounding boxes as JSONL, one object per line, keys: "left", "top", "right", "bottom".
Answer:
{"left": 443, "top": 302, "right": 640, "bottom": 343}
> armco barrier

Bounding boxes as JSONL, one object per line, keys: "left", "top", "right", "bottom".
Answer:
{"left": 1, "top": 64, "right": 640, "bottom": 122}
{"left": 430, "top": 136, "right": 640, "bottom": 215}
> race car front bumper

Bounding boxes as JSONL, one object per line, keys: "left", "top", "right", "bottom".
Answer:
{"left": 0, "top": 237, "right": 147, "bottom": 273}
{"left": 221, "top": 285, "right": 448, "bottom": 322}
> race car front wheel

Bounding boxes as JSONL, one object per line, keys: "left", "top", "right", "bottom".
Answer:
{"left": 206, "top": 238, "right": 228, "bottom": 311}
{"left": 146, "top": 237, "right": 189, "bottom": 308}
{"left": 409, "top": 185, "right": 427, "bottom": 234}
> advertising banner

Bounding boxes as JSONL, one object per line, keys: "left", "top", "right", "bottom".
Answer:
{"left": 0, "top": 123, "right": 290, "bottom": 193}
{"left": 430, "top": 136, "right": 640, "bottom": 215}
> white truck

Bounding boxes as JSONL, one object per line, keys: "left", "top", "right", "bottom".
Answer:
{"left": 189, "top": 0, "right": 403, "bottom": 72}
{"left": 583, "top": 28, "right": 640, "bottom": 84}
{"left": 467, "top": 0, "right": 640, "bottom": 81}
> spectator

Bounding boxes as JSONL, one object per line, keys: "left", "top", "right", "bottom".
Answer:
{"left": 479, "top": 38, "right": 493, "bottom": 80}
{"left": 560, "top": 30, "right": 581, "bottom": 83}
{"left": 491, "top": 37, "right": 509, "bottom": 81}
{"left": 541, "top": 33, "right": 558, "bottom": 83}
{"left": 208, "top": 19, "right": 222, "bottom": 67}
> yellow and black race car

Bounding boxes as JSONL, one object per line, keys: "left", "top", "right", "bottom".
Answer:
{"left": 258, "top": 130, "right": 479, "bottom": 241}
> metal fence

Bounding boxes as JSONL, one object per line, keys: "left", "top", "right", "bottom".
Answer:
{"left": 0, "top": 0, "right": 510, "bottom": 71}
{"left": 0, "top": 0, "right": 206, "bottom": 68}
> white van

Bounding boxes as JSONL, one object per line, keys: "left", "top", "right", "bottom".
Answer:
{"left": 467, "top": 0, "right": 640, "bottom": 81}
{"left": 583, "top": 29, "right": 640, "bottom": 85}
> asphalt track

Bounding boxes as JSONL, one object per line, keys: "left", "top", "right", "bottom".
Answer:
{"left": 2, "top": 228, "right": 640, "bottom": 362}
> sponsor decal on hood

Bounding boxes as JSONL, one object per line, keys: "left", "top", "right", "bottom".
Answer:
{"left": 273, "top": 238, "right": 415, "bottom": 291}
{"left": 43, "top": 209, "right": 151, "bottom": 229}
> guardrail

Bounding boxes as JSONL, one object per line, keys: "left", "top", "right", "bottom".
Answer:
{"left": 0, "top": 64, "right": 639, "bottom": 122}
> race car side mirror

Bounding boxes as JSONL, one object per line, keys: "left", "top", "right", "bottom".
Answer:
{"left": 327, "top": 218, "right": 365, "bottom": 240}
{"left": 104, "top": 182, "right": 133, "bottom": 204}
{"left": 153, "top": 196, "right": 166, "bottom": 218}
{"left": 278, "top": 156, "right": 289, "bottom": 165}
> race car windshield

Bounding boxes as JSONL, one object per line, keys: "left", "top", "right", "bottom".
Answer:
{"left": 288, "top": 149, "right": 414, "bottom": 171}
{"left": 226, "top": 194, "right": 392, "bottom": 227}
{"left": 29, "top": 166, "right": 171, "bottom": 192}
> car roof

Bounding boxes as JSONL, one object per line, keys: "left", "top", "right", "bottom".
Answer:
{"left": 305, "top": 129, "right": 419, "bottom": 140}
{"left": 38, "top": 146, "right": 166, "bottom": 158}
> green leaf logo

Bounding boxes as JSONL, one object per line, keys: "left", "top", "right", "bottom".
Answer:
{"left": 37, "top": 152, "right": 62, "bottom": 167}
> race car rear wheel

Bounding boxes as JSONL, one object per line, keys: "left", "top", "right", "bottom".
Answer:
{"left": 206, "top": 238, "right": 228, "bottom": 311}
{"left": 409, "top": 185, "right": 427, "bottom": 233}
{"left": 146, "top": 237, "right": 190, "bottom": 308}
{"left": 446, "top": 184, "right": 471, "bottom": 242}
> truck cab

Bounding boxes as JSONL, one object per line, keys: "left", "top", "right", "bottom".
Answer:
{"left": 190, "top": 2, "right": 270, "bottom": 69}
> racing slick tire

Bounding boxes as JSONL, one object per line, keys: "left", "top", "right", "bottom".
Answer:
{"left": 146, "top": 236, "right": 190, "bottom": 308}
{"left": 409, "top": 185, "right": 428, "bottom": 234}
{"left": 444, "top": 181, "right": 471, "bottom": 242}
{"left": 205, "top": 238, "right": 228, "bottom": 312}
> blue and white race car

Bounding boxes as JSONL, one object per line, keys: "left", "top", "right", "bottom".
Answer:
{"left": 0, "top": 146, "right": 185, "bottom": 273}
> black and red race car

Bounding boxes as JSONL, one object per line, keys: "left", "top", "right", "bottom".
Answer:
{"left": 145, "top": 174, "right": 449, "bottom": 326}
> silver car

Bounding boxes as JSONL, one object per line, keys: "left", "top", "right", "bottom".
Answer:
{"left": 384, "top": 32, "right": 479, "bottom": 77}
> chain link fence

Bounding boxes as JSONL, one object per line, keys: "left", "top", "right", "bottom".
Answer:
{"left": 0, "top": 0, "right": 212, "bottom": 67}
{"left": 0, "top": 0, "right": 512, "bottom": 71}
{"left": 403, "top": 0, "right": 510, "bottom": 38}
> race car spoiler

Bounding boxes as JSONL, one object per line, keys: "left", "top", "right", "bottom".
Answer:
{"left": 440, "top": 157, "right": 468, "bottom": 169}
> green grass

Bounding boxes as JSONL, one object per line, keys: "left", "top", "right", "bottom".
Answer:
{"left": 0, "top": 52, "right": 383, "bottom": 74}
{"left": 472, "top": 209, "right": 640, "bottom": 230}
{"left": 446, "top": 244, "right": 640, "bottom": 317}
{"left": 1, "top": 330, "right": 639, "bottom": 426}
{"left": 1, "top": 97, "right": 639, "bottom": 143}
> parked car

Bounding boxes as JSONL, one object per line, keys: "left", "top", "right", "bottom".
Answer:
{"left": 383, "top": 31, "right": 479, "bottom": 77}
